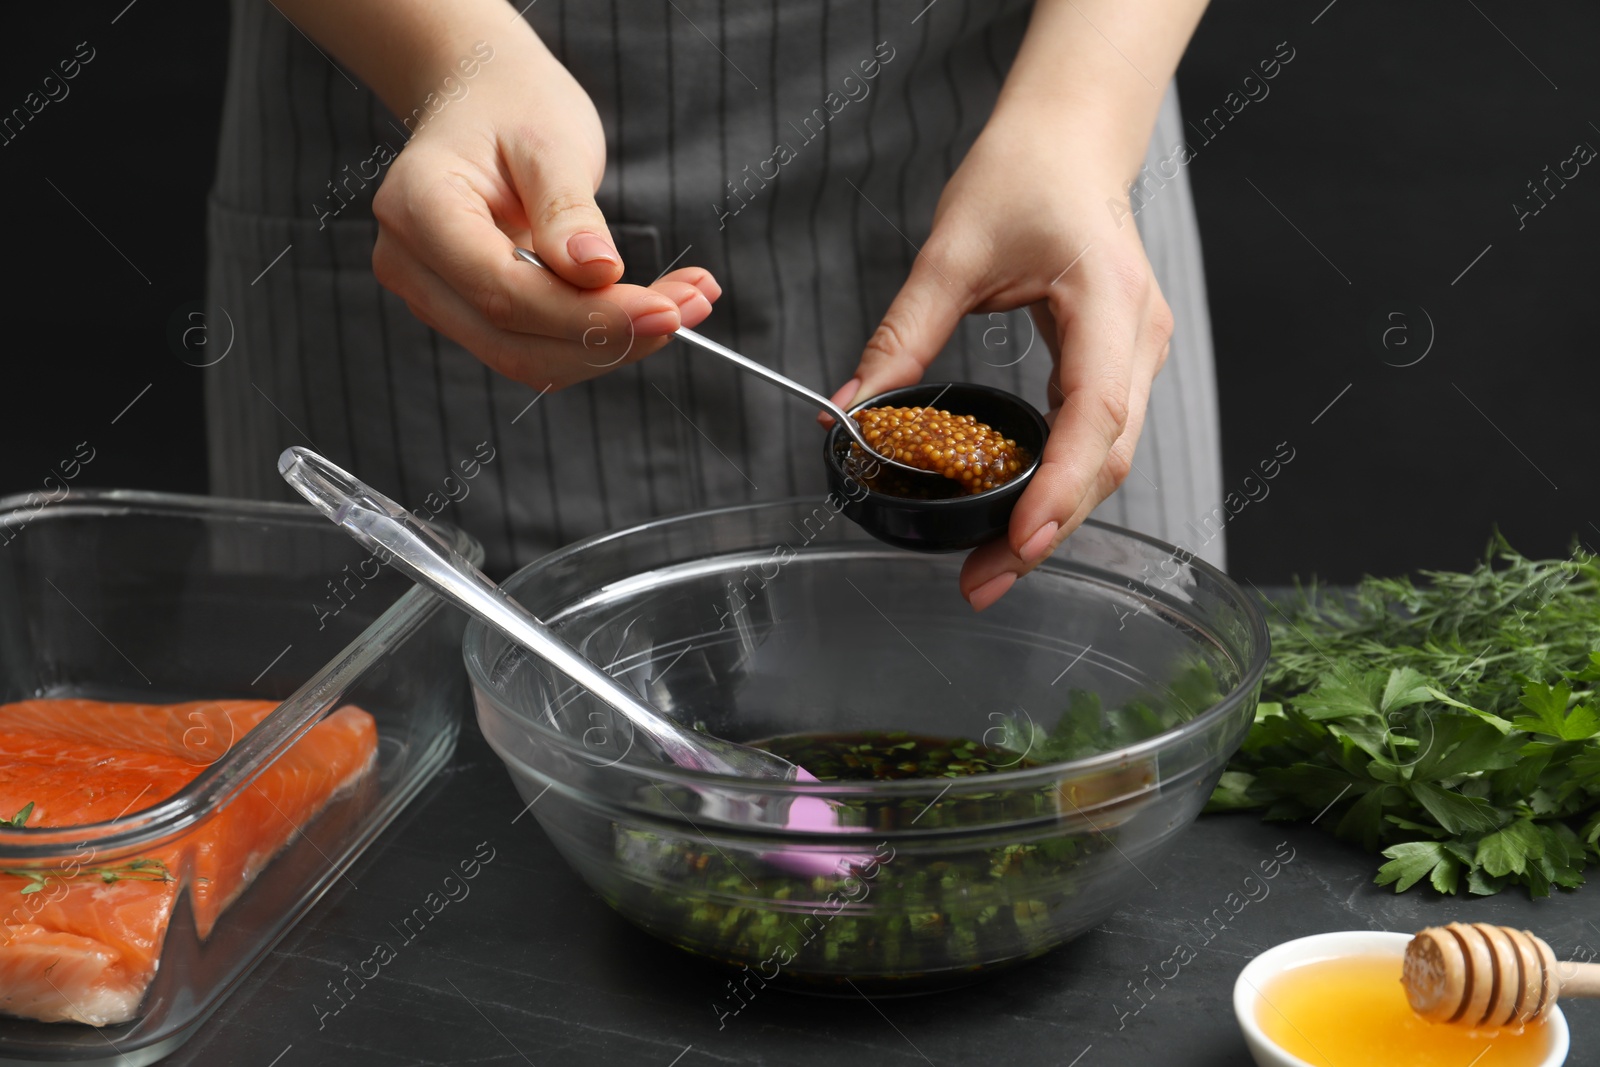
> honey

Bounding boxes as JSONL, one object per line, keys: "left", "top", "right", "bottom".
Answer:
{"left": 1256, "top": 954, "right": 1554, "bottom": 1067}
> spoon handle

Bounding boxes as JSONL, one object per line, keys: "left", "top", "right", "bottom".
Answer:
{"left": 511, "top": 246, "right": 838, "bottom": 417}
{"left": 511, "top": 248, "right": 858, "bottom": 436}
{"left": 510, "top": 245, "right": 929, "bottom": 478}
{"left": 672, "top": 326, "right": 850, "bottom": 424}
{"left": 671, "top": 326, "right": 900, "bottom": 466}
{"left": 276, "top": 446, "right": 757, "bottom": 776}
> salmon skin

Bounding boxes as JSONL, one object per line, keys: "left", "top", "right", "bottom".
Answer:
{"left": 0, "top": 699, "right": 377, "bottom": 1026}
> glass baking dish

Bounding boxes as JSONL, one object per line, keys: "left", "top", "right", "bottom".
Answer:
{"left": 0, "top": 490, "right": 481, "bottom": 1066}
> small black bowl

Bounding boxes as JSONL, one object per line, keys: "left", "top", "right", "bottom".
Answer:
{"left": 822, "top": 382, "right": 1049, "bottom": 553}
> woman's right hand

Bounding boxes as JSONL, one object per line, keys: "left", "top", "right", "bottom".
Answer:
{"left": 370, "top": 22, "right": 718, "bottom": 390}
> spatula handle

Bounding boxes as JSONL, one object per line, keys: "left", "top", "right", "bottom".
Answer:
{"left": 276, "top": 445, "right": 752, "bottom": 775}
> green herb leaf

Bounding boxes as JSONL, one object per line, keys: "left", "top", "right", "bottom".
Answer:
{"left": 1475, "top": 818, "right": 1545, "bottom": 878}
{"left": 1381, "top": 668, "right": 1436, "bottom": 714}
{"left": 1424, "top": 689, "right": 1516, "bottom": 734}
{"left": 1206, "top": 771, "right": 1261, "bottom": 812}
{"left": 1376, "top": 841, "right": 1460, "bottom": 894}
{"left": 1466, "top": 866, "right": 1508, "bottom": 895}
{"left": 1410, "top": 782, "right": 1508, "bottom": 835}
{"left": 1211, "top": 535, "right": 1600, "bottom": 898}
{"left": 4, "top": 802, "right": 34, "bottom": 829}
{"left": 1512, "top": 682, "right": 1600, "bottom": 741}
{"left": 1335, "top": 786, "right": 1390, "bottom": 852}
{"left": 1580, "top": 811, "right": 1600, "bottom": 857}
{"left": 1572, "top": 652, "right": 1600, "bottom": 683}
{"left": 1410, "top": 715, "right": 1522, "bottom": 781}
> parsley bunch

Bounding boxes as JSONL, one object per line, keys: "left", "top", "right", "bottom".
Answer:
{"left": 1209, "top": 534, "right": 1600, "bottom": 898}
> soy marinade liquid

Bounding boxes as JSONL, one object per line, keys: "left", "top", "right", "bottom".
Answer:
{"left": 612, "top": 728, "right": 1097, "bottom": 992}
{"left": 748, "top": 730, "right": 1036, "bottom": 781}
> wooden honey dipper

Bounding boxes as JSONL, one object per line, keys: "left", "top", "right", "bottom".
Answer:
{"left": 1404, "top": 922, "right": 1600, "bottom": 1026}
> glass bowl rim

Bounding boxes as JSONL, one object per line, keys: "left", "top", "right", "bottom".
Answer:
{"left": 463, "top": 499, "right": 1272, "bottom": 797}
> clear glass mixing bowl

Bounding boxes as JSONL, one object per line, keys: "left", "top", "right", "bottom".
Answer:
{"left": 464, "top": 501, "right": 1268, "bottom": 994}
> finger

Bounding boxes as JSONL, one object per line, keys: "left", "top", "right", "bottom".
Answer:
{"left": 657, "top": 265, "right": 722, "bottom": 305}
{"left": 643, "top": 281, "right": 713, "bottom": 331}
{"left": 959, "top": 389, "right": 1147, "bottom": 610}
{"left": 651, "top": 264, "right": 725, "bottom": 323}
{"left": 381, "top": 249, "right": 669, "bottom": 387}
{"left": 1028, "top": 299, "right": 1065, "bottom": 426}
{"left": 1027, "top": 299, "right": 1064, "bottom": 370}
{"left": 648, "top": 278, "right": 708, "bottom": 311}
{"left": 960, "top": 302, "right": 1166, "bottom": 610}
{"left": 847, "top": 252, "right": 969, "bottom": 405}
{"left": 679, "top": 292, "right": 713, "bottom": 329}
{"left": 815, "top": 378, "right": 859, "bottom": 429}
{"left": 1004, "top": 285, "right": 1139, "bottom": 565}
{"left": 818, "top": 255, "right": 967, "bottom": 427}
{"left": 374, "top": 168, "right": 680, "bottom": 338}
{"left": 961, "top": 544, "right": 1021, "bottom": 612}
{"left": 501, "top": 136, "right": 625, "bottom": 289}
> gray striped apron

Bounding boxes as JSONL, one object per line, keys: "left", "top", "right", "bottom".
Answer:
{"left": 205, "top": 0, "right": 1224, "bottom": 576}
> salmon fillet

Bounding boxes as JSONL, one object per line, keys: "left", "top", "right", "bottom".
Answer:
{"left": 0, "top": 699, "right": 377, "bottom": 1026}
{"left": 0, "top": 698, "right": 281, "bottom": 765}
{"left": 186, "top": 706, "right": 377, "bottom": 936}
{"left": 0, "top": 925, "right": 155, "bottom": 1027}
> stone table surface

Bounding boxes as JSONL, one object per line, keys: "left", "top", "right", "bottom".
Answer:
{"left": 166, "top": 716, "right": 1599, "bottom": 1067}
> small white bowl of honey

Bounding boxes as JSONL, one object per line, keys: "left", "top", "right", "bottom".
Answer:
{"left": 1234, "top": 930, "right": 1570, "bottom": 1067}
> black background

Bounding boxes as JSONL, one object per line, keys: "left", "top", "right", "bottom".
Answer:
{"left": 2, "top": 1, "right": 1595, "bottom": 583}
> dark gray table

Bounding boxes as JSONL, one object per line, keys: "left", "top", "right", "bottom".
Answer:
{"left": 167, "top": 717, "right": 1599, "bottom": 1067}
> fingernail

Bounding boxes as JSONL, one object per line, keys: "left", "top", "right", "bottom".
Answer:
{"left": 632, "top": 309, "right": 679, "bottom": 335}
{"left": 968, "top": 572, "right": 1017, "bottom": 612}
{"left": 568, "top": 231, "right": 620, "bottom": 266}
{"left": 820, "top": 378, "right": 860, "bottom": 426}
{"left": 1019, "top": 521, "right": 1059, "bottom": 565}
{"left": 697, "top": 275, "right": 723, "bottom": 302}
{"left": 677, "top": 292, "right": 713, "bottom": 328}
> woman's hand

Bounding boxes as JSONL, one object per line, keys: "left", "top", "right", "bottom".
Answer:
{"left": 829, "top": 119, "right": 1172, "bottom": 610}
{"left": 826, "top": 0, "right": 1203, "bottom": 611}
{"left": 367, "top": 16, "right": 718, "bottom": 389}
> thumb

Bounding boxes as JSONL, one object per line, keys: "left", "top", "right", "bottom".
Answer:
{"left": 845, "top": 255, "right": 967, "bottom": 409}
{"left": 505, "top": 142, "right": 624, "bottom": 290}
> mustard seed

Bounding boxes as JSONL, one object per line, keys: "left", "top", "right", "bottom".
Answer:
{"left": 851, "top": 405, "right": 1031, "bottom": 495}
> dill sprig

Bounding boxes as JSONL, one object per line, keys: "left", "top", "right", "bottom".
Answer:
{"left": 0, "top": 858, "right": 174, "bottom": 895}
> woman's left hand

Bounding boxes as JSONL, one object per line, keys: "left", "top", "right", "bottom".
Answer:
{"left": 825, "top": 103, "right": 1175, "bottom": 611}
